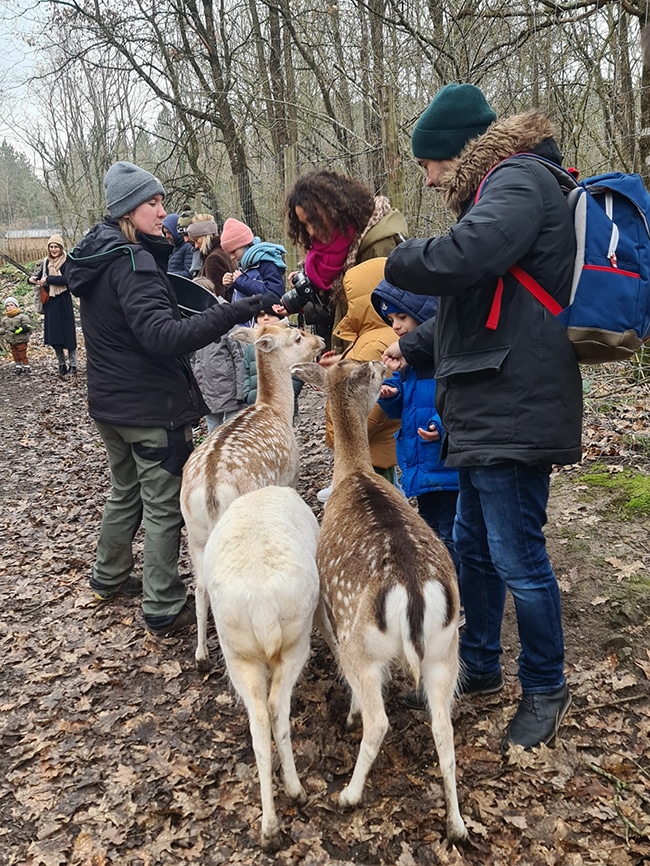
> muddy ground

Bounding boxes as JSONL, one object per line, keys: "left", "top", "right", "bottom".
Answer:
{"left": 0, "top": 317, "right": 648, "bottom": 866}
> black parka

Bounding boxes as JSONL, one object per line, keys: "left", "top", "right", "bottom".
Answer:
{"left": 385, "top": 111, "right": 583, "bottom": 468}
{"left": 67, "top": 219, "right": 263, "bottom": 429}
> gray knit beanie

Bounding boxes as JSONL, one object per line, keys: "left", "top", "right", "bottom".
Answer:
{"left": 411, "top": 84, "right": 497, "bottom": 160}
{"left": 104, "top": 161, "right": 165, "bottom": 218}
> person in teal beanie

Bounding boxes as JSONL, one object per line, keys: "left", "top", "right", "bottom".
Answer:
{"left": 383, "top": 84, "right": 579, "bottom": 751}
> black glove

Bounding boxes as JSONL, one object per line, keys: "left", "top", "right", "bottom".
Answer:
{"left": 303, "top": 301, "right": 334, "bottom": 328}
{"left": 260, "top": 293, "right": 281, "bottom": 310}
{"left": 13, "top": 325, "right": 29, "bottom": 335}
{"left": 230, "top": 294, "right": 265, "bottom": 322}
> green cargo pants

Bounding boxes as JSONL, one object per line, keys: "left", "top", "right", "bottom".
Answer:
{"left": 92, "top": 422, "right": 193, "bottom": 618}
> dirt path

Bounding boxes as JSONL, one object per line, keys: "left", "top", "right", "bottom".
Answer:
{"left": 0, "top": 326, "right": 648, "bottom": 865}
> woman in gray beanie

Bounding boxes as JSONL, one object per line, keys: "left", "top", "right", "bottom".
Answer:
{"left": 67, "top": 161, "right": 268, "bottom": 638}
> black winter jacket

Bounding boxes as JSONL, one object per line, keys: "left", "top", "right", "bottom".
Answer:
{"left": 67, "top": 219, "right": 264, "bottom": 429}
{"left": 385, "top": 111, "right": 583, "bottom": 468}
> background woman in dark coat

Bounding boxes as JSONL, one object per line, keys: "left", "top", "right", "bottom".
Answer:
{"left": 30, "top": 234, "right": 77, "bottom": 375}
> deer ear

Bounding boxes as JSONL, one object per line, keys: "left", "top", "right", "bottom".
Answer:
{"left": 254, "top": 332, "right": 278, "bottom": 354}
{"left": 291, "top": 362, "right": 326, "bottom": 389}
{"left": 230, "top": 326, "right": 257, "bottom": 344}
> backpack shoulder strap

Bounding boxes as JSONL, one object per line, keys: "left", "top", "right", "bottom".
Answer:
{"left": 477, "top": 153, "right": 575, "bottom": 330}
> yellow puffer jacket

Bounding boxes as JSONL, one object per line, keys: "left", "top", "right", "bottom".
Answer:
{"left": 325, "top": 257, "right": 399, "bottom": 469}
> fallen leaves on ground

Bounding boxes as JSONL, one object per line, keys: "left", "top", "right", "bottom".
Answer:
{"left": 0, "top": 332, "right": 648, "bottom": 865}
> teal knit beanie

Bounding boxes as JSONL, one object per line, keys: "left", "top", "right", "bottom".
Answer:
{"left": 411, "top": 83, "right": 497, "bottom": 160}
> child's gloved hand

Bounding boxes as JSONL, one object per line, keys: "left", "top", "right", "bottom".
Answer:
{"left": 13, "top": 326, "right": 25, "bottom": 334}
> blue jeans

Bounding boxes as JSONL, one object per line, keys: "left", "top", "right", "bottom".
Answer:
{"left": 417, "top": 490, "right": 460, "bottom": 575}
{"left": 454, "top": 463, "right": 565, "bottom": 694}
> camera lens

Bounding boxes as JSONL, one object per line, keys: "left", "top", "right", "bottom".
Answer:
{"left": 280, "top": 288, "right": 302, "bottom": 313}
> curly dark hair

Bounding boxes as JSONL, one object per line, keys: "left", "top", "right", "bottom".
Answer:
{"left": 285, "top": 170, "right": 375, "bottom": 250}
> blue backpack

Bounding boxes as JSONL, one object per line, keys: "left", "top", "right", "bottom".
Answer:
{"left": 477, "top": 155, "right": 650, "bottom": 364}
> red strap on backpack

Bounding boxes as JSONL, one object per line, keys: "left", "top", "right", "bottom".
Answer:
{"left": 486, "top": 266, "right": 563, "bottom": 330}
{"left": 477, "top": 156, "right": 566, "bottom": 330}
{"left": 509, "top": 264, "right": 563, "bottom": 315}
{"left": 485, "top": 278, "right": 504, "bottom": 330}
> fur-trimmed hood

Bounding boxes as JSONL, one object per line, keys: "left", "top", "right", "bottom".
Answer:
{"left": 441, "top": 110, "right": 560, "bottom": 215}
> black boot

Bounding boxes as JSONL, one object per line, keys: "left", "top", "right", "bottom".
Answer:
{"left": 501, "top": 683, "right": 571, "bottom": 753}
{"left": 58, "top": 364, "right": 68, "bottom": 376}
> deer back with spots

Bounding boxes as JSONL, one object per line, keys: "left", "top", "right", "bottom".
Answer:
{"left": 292, "top": 358, "right": 468, "bottom": 843}
{"left": 181, "top": 322, "right": 325, "bottom": 671}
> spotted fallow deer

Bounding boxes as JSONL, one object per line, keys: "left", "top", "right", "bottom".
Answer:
{"left": 292, "top": 357, "right": 468, "bottom": 843}
{"left": 180, "top": 322, "right": 325, "bottom": 672}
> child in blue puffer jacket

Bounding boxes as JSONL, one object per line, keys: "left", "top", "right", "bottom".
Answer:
{"left": 372, "top": 279, "right": 459, "bottom": 573}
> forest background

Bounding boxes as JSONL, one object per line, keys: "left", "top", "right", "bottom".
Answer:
{"left": 1, "top": 0, "right": 650, "bottom": 265}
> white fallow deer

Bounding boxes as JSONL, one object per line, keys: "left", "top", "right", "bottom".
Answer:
{"left": 202, "top": 485, "right": 319, "bottom": 852}
{"left": 292, "top": 358, "right": 468, "bottom": 844}
{"left": 180, "top": 322, "right": 325, "bottom": 672}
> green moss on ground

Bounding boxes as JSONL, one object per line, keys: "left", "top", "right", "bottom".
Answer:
{"left": 581, "top": 464, "right": 650, "bottom": 516}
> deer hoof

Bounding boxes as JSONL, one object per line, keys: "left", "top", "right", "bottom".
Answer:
{"left": 195, "top": 656, "right": 211, "bottom": 673}
{"left": 337, "top": 787, "right": 360, "bottom": 811}
{"left": 261, "top": 825, "right": 282, "bottom": 853}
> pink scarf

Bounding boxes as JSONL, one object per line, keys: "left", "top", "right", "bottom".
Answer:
{"left": 304, "top": 227, "right": 355, "bottom": 290}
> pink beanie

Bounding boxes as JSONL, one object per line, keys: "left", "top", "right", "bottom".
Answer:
{"left": 220, "top": 218, "right": 254, "bottom": 254}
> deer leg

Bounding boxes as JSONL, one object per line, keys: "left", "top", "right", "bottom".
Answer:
{"left": 338, "top": 659, "right": 389, "bottom": 809}
{"left": 268, "top": 636, "right": 310, "bottom": 804}
{"left": 194, "top": 580, "right": 211, "bottom": 672}
{"left": 422, "top": 658, "right": 468, "bottom": 843}
{"left": 312, "top": 597, "right": 338, "bottom": 660}
{"left": 227, "top": 657, "right": 281, "bottom": 852}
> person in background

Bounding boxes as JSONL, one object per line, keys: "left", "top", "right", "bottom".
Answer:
{"left": 29, "top": 234, "right": 77, "bottom": 376}
{"left": 66, "top": 161, "right": 267, "bottom": 638}
{"left": 186, "top": 219, "right": 236, "bottom": 300}
{"left": 285, "top": 169, "right": 407, "bottom": 349}
{"left": 187, "top": 213, "right": 214, "bottom": 277}
{"left": 221, "top": 218, "right": 287, "bottom": 301}
{"left": 162, "top": 213, "right": 194, "bottom": 279}
{"left": 1, "top": 296, "right": 33, "bottom": 374}
{"left": 242, "top": 303, "right": 304, "bottom": 424}
{"left": 190, "top": 279, "right": 245, "bottom": 434}
{"left": 383, "top": 83, "right": 580, "bottom": 751}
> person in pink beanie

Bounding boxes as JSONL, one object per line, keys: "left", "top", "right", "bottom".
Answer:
{"left": 220, "top": 217, "right": 286, "bottom": 300}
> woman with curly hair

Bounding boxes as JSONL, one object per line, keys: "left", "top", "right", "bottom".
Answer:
{"left": 285, "top": 169, "right": 407, "bottom": 349}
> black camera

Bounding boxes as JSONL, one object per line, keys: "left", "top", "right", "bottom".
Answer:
{"left": 281, "top": 271, "right": 319, "bottom": 313}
